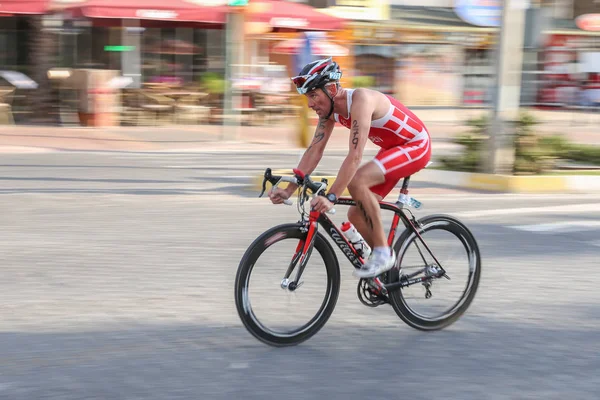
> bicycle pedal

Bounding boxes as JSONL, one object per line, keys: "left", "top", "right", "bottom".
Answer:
{"left": 370, "top": 277, "right": 388, "bottom": 295}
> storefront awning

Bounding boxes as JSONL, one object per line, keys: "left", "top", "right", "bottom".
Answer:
{"left": 247, "top": 0, "right": 346, "bottom": 31}
{"left": 0, "top": 0, "right": 51, "bottom": 15}
{"left": 62, "top": 0, "right": 227, "bottom": 23}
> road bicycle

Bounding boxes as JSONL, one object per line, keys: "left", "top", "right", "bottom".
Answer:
{"left": 234, "top": 167, "right": 481, "bottom": 347}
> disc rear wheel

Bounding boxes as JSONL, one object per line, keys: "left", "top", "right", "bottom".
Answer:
{"left": 388, "top": 215, "right": 481, "bottom": 330}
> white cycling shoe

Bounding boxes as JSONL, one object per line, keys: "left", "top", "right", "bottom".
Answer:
{"left": 353, "top": 250, "right": 396, "bottom": 279}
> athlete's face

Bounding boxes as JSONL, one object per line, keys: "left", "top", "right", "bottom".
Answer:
{"left": 305, "top": 86, "right": 334, "bottom": 119}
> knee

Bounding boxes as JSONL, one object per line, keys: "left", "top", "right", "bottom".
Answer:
{"left": 347, "top": 206, "right": 361, "bottom": 225}
{"left": 347, "top": 171, "right": 367, "bottom": 194}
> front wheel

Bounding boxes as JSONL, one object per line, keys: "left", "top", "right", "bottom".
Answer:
{"left": 388, "top": 214, "right": 481, "bottom": 331}
{"left": 234, "top": 223, "right": 340, "bottom": 347}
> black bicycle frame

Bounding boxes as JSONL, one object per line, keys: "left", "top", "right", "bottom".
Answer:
{"left": 263, "top": 168, "right": 446, "bottom": 293}
{"left": 313, "top": 197, "right": 447, "bottom": 293}
{"left": 317, "top": 197, "right": 411, "bottom": 269}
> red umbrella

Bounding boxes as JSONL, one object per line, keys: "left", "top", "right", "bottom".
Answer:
{"left": 272, "top": 38, "right": 349, "bottom": 56}
{"left": 247, "top": 0, "right": 346, "bottom": 31}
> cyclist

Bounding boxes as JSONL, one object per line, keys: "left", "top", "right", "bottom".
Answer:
{"left": 269, "top": 57, "right": 431, "bottom": 279}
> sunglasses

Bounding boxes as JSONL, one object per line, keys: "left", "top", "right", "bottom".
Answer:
{"left": 291, "top": 74, "right": 315, "bottom": 94}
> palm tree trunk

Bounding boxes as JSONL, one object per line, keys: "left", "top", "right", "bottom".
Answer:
{"left": 27, "top": 15, "right": 59, "bottom": 125}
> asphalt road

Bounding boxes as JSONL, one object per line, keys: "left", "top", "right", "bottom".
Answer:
{"left": 0, "top": 151, "right": 598, "bottom": 400}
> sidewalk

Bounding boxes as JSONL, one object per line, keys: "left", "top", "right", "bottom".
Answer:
{"left": 0, "top": 107, "right": 598, "bottom": 153}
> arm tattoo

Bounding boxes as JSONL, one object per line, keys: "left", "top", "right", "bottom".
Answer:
{"left": 307, "top": 119, "right": 327, "bottom": 152}
{"left": 357, "top": 200, "right": 374, "bottom": 230}
{"left": 317, "top": 118, "right": 327, "bottom": 130}
{"left": 351, "top": 120, "right": 359, "bottom": 149}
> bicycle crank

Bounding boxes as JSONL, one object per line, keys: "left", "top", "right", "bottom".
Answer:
{"left": 357, "top": 278, "right": 389, "bottom": 307}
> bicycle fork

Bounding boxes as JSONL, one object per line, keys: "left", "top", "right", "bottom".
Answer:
{"left": 281, "top": 212, "right": 319, "bottom": 291}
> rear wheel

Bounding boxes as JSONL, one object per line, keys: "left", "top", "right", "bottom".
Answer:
{"left": 234, "top": 223, "right": 340, "bottom": 347}
{"left": 388, "top": 215, "right": 481, "bottom": 330}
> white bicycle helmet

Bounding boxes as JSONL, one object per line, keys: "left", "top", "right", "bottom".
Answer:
{"left": 292, "top": 57, "right": 342, "bottom": 118}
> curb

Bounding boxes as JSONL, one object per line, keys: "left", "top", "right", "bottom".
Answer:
{"left": 251, "top": 168, "right": 600, "bottom": 195}
{"left": 416, "top": 169, "right": 600, "bottom": 193}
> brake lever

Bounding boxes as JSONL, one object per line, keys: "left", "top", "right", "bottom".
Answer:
{"left": 259, "top": 178, "right": 267, "bottom": 198}
{"left": 259, "top": 168, "right": 273, "bottom": 198}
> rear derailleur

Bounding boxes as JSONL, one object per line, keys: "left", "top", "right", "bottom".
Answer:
{"left": 357, "top": 275, "right": 389, "bottom": 307}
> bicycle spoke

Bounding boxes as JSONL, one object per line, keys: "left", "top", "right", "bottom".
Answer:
{"left": 235, "top": 225, "right": 340, "bottom": 346}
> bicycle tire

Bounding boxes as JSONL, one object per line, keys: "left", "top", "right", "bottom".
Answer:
{"left": 388, "top": 214, "right": 481, "bottom": 331}
{"left": 234, "top": 223, "right": 340, "bottom": 347}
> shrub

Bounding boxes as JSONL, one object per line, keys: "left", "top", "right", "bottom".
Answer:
{"left": 566, "top": 145, "right": 600, "bottom": 165}
{"left": 199, "top": 72, "right": 226, "bottom": 94}
{"left": 438, "top": 112, "right": 563, "bottom": 175}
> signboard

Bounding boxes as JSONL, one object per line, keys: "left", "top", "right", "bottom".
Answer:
{"left": 270, "top": 17, "right": 309, "bottom": 29}
{"left": 351, "top": 26, "right": 439, "bottom": 43}
{"left": 318, "top": 0, "right": 389, "bottom": 21}
{"left": 104, "top": 45, "right": 135, "bottom": 52}
{"left": 135, "top": 10, "right": 178, "bottom": 19}
{"left": 454, "top": 0, "right": 502, "bottom": 27}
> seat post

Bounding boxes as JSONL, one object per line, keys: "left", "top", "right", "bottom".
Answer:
{"left": 400, "top": 176, "right": 411, "bottom": 194}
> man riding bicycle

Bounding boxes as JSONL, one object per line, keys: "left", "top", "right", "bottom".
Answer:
{"left": 269, "top": 57, "right": 431, "bottom": 279}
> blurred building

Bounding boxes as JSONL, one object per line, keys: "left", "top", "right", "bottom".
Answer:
{"left": 295, "top": 0, "right": 497, "bottom": 107}
{"left": 302, "top": 0, "right": 600, "bottom": 109}
{"left": 0, "top": 0, "right": 230, "bottom": 124}
{"left": 355, "top": 4, "right": 496, "bottom": 107}
{"left": 0, "top": 1, "right": 228, "bottom": 85}
{"left": 1, "top": 0, "right": 599, "bottom": 126}
{"left": 531, "top": 0, "right": 600, "bottom": 108}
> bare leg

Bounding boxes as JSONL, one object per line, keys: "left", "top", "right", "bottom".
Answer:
{"left": 349, "top": 161, "right": 398, "bottom": 278}
{"left": 347, "top": 194, "right": 382, "bottom": 249}
{"left": 347, "top": 161, "right": 387, "bottom": 248}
